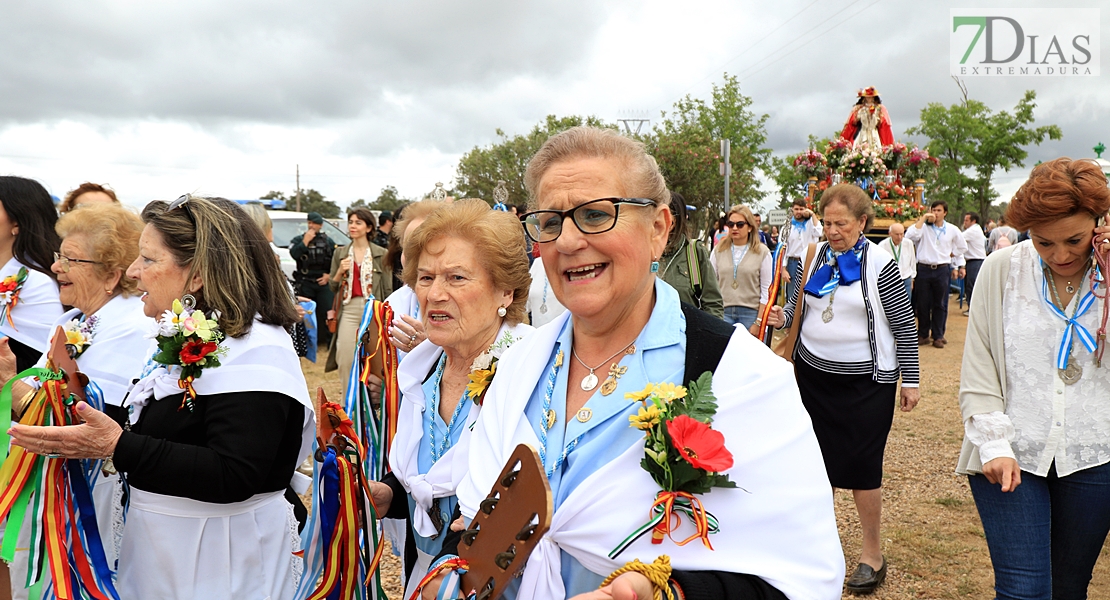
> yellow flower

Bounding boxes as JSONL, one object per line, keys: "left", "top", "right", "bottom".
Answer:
{"left": 65, "top": 330, "right": 86, "bottom": 347}
{"left": 652, "top": 382, "right": 687, "bottom": 403}
{"left": 629, "top": 404, "right": 662, "bottom": 430}
{"left": 466, "top": 367, "right": 495, "bottom": 400}
{"left": 624, "top": 383, "right": 656, "bottom": 403}
{"left": 172, "top": 299, "right": 184, "bottom": 316}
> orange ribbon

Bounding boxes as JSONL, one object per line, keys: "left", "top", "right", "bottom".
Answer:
{"left": 649, "top": 491, "right": 714, "bottom": 551}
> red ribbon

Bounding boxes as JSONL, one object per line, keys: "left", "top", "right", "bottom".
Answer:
{"left": 649, "top": 491, "right": 713, "bottom": 551}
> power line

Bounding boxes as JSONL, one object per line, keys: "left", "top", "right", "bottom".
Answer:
{"left": 733, "top": 0, "right": 868, "bottom": 80}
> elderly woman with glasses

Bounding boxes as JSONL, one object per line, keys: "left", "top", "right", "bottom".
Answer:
{"left": 420, "top": 127, "right": 842, "bottom": 600}
{"left": 0, "top": 203, "right": 151, "bottom": 599}
{"left": 713, "top": 204, "right": 772, "bottom": 333}
{"left": 9, "top": 195, "right": 314, "bottom": 599}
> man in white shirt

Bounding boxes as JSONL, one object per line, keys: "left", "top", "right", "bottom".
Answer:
{"left": 906, "top": 200, "right": 967, "bottom": 348}
{"left": 883, "top": 223, "right": 916, "bottom": 300}
{"left": 961, "top": 211, "right": 988, "bottom": 313}
{"left": 782, "top": 197, "right": 823, "bottom": 302}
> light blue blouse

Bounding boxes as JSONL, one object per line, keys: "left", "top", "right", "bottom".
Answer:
{"left": 513, "top": 279, "right": 687, "bottom": 597}
{"left": 407, "top": 355, "right": 470, "bottom": 557}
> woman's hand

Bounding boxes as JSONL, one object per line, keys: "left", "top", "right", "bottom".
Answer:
{"left": 764, "top": 305, "right": 785, "bottom": 329}
{"left": 982, "top": 457, "right": 1022, "bottom": 492}
{"left": 368, "top": 480, "right": 393, "bottom": 515}
{"left": 390, "top": 314, "right": 426, "bottom": 353}
{"left": 365, "top": 373, "right": 383, "bottom": 407}
{"left": 568, "top": 572, "right": 654, "bottom": 600}
{"left": 899, "top": 387, "right": 920, "bottom": 412}
{"left": 0, "top": 337, "right": 18, "bottom": 384}
{"left": 8, "top": 402, "right": 122, "bottom": 459}
{"left": 337, "top": 256, "right": 353, "bottom": 277}
{"left": 1095, "top": 215, "right": 1110, "bottom": 256}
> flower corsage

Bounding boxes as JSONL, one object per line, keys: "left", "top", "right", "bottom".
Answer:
{"left": 465, "top": 330, "right": 521, "bottom": 406}
{"left": 610, "top": 373, "right": 737, "bottom": 559}
{"left": 62, "top": 315, "right": 98, "bottom": 359}
{"left": 151, "top": 299, "right": 226, "bottom": 412}
{"left": 0, "top": 267, "right": 29, "bottom": 329}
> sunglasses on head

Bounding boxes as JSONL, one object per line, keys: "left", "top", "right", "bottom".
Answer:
{"left": 167, "top": 194, "right": 196, "bottom": 227}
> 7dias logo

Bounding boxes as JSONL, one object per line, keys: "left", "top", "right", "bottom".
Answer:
{"left": 951, "top": 9, "right": 1099, "bottom": 76}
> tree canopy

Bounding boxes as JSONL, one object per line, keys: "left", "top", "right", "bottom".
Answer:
{"left": 454, "top": 115, "right": 614, "bottom": 206}
{"left": 350, "top": 185, "right": 408, "bottom": 212}
{"left": 261, "top": 189, "right": 340, "bottom": 218}
{"left": 906, "top": 83, "right": 1061, "bottom": 219}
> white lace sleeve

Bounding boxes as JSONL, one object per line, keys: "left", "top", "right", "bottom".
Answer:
{"left": 965, "top": 412, "right": 1016, "bottom": 464}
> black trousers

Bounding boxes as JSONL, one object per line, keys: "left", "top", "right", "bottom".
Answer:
{"left": 965, "top": 258, "right": 984, "bottom": 307}
{"left": 914, "top": 263, "right": 950, "bottom": 340}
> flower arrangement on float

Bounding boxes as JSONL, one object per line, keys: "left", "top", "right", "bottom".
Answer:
{"left": 899, "top": 145, "right": 939, "bottom": 183}
{"left": 880, "top": 142, "right": 907, "bottom": 172}
{"left": 839, "top": 144, "right": 887, "bottom": 182}
{"left": 151, "top": 298, "right": 226, "bottom": 412}
{"left": 792, "top": 148, "right": 828, "bottom": 179}
{"left": 824, "top": 138, "right": 853, "bottom": 172}
{"left": 609, "top": 374, "right": 737, "bottom": 559}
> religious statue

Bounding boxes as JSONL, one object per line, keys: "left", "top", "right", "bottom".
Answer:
{"left": 841, "top": 86, "right": 893, "bottom": 150}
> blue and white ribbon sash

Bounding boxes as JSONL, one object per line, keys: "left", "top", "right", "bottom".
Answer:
{"left": 1040, "top": 263, "right": 1099, "bottom": 370}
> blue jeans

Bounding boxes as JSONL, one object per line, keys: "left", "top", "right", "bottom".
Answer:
{"left": 968, "top": 462, "right": 1110, "bottom": 599}
{"left": 723, "top": 305, "right": 758, "bottom": 328}
{"left": 785, "top": 257, "right": 802, "bottom": 302}
{"left": 902, "top": 277, "right": 913, "bottom": 302}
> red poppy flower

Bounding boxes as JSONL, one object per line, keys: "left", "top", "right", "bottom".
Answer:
{"left": 0, "top": 281, "right": 16, "bottom": 293}
{"left": 667, "top": 415, "right": 733, "bottom": 473}
{"left": 180, "top": 339, "right": 217, "bottom": 365}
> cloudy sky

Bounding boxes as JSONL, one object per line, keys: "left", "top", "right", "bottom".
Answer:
{"left": 1, "top": 0, "right": 1106, "bottom": 213}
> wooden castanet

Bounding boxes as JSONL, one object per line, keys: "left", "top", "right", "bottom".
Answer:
{"left": 47, "top": 325, "right": 87, "bottom": 403}
{"left": 458, "top": 444, "right": 552, "bottom": 600}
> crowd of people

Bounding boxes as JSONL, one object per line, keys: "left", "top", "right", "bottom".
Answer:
{"left": 0, "top": 131, "right": 1106, "bottom": 600}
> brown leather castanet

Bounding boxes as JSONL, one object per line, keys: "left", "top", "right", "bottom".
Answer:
{"left": 46, "top": 325, "right": 87, "bottom": 404}
{"left": 459, "top": 444, "right": 552, "bottom": 600}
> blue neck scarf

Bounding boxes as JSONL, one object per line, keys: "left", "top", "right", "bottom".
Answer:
{"left": 804, "top": 237, "right": 868, "bottom": 298}
{"left": 791, "top": 217, "right": 808, "bottom": 232}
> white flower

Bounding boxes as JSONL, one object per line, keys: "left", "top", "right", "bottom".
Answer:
{"left": 471, "top": 352, "right": 493, "bottom": 371}
{"left": 156, "top": 311, "right": 180, "bottom": 337}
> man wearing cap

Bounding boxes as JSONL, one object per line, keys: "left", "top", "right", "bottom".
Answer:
{"left": 290, "top": 212, "right": 336, "bottom": 344}
{"left": 373, "top": 210, "right": 393, "bottom": 248}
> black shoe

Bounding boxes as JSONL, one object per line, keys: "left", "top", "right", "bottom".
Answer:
{"left": 845, "top": 558, "right": 886, "bottom": 595}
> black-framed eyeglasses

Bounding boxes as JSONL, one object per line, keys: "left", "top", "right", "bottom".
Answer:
{"left": 521, "top": 198, "right": 655, "bottom": 243}
{"left": 167, "top": 194, "right": 196, "bottom": 227}
{"left": 727, "top": 220, "right": 749, "bottom": 228}
{"left": 54, "top": 252, "right": 102, "bottom": 273}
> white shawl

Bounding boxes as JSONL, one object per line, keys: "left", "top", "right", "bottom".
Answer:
{"left": 122, "top": 318, "right": 316, "bottom": 463}
{"left": 36, "top": 295, "right": 152, "bottom": 405}
{"left": 456, "top": 311, "right": 844, "bottom": 600}
{"left": 390, "top": 321, "right": 533, "bottom": 538}
{"left": 0, "top": 258, "right": 63, "bottom": 352}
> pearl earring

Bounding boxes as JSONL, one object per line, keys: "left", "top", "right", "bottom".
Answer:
{"left": 497, "top": 306, "right": 507, "bottom": 317}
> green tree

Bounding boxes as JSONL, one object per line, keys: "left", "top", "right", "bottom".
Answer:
{"left": 261, "top": 189, "right": 339, "bottom": 218}
{"left": 907, "top": 83, "right": 1061, "bottom": 220}
{"left": 649, "top": 73, "right": 772, "bottom": 223}
{"left": 768, "top": 133, "right": 838, "bottom": 207}
{"left": 454, "top": 115, "right": 615, "bottom": 205}
{"left": 369, "top": 185, "right": 408, "bottom": 212}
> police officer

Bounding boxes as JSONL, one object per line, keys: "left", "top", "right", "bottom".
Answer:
{"left": 290, "top": 212, "right": 336, "bottom": 344}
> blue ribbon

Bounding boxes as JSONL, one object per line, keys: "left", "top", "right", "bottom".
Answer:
{"left": 300, "top": 300, "right": 318, "bottom": 363}
{"left": 1040, "top": 262, "right": 1099, "bottom": 370}
{"left": 67, "top": 458, "right": 120, "bottom": 599}
{"left": 493, "top": 202, "right": 509, "bottom": 212}
{"left": 804, "top": 237, "right": 867, "bottom": 298}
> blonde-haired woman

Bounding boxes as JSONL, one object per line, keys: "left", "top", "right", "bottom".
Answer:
{"left": 713, "top": 204, "right": 772, "bottom": 334}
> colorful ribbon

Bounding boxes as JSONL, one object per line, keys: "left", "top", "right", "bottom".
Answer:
{"left": 1040, "top": 260, "right": 1099, "bottom": 370}
{"left": 609, "top": 491, "right": 720, "bottom": 559}
{"left": 804, "top": 236, "right": 867, "bottom": 298}
{"left": 407, "top": 556, "right": 470, "bottom": 600}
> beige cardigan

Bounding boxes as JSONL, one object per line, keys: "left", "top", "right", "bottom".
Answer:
{"left": 956, "top": 244, "right": 1018, "bottom": 475}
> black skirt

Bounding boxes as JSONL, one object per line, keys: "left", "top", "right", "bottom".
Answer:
{"left": 795, "top": 354, "right": 896, "bottom": 490}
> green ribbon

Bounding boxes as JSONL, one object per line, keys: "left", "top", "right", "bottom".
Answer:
{"left": 608, "top": 494, "right": 721, "bottom": 560}
{"left": 0, "top": 367, "right": 62, "bottom": 462}
{"left": 0, "top": 460, "right": 39, "bottom": 562}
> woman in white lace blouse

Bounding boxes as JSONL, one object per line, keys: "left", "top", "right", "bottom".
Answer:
{"left": 958, "top": 157, "right": 1110, "bottom": 599}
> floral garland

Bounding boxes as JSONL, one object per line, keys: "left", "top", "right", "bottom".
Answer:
{"left": 610, "top": 374, "right": 737, "bottom": 559}
{"left": 465, "top": 329, "right": 521, "bottom": 406}
{"left": 0, "top": 267, "right": 29, "bottom": 329}
{"left": 151, "top": 299, "right": 227, "bottom": 412}
{"left": 62, "top": 315, "right": 98, "bottom": 359}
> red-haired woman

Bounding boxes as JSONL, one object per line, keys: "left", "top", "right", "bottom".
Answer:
{"left": 958, "top": 157, "right": 1110, "bottom": 598}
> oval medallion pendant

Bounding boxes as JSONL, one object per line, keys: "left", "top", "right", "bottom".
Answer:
{"left": 821, "top": 305, "right": 834, "bottom": 323}
{"left": 580, "top": 372, "right": 599, "bottom": 391}
{"left": 1060, "top": 362, "right": 1083, "bottom": 385}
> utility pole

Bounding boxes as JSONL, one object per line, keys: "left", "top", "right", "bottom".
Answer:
{"left": 295, "top": 164, "right": 302, "bottom": 213}
{"left": 719, "top": 139, "right": 731, "bottom": 215}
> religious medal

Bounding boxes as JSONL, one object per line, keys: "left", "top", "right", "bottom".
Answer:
{"left": 101, "top": 457, "right": 117, "bottom": 476}
{"left": 540, "top": 303, "right": 548, "bottom": 314}
{"left": 1060, "top": 353, "right": 1083, "bottom": 385}
{"left": 580, "top": 372, "right": 599, "bottom": 391}
{"left": 576, "top": 408, "right": 592, "bottom": 423}
{"left": 545, "top": 409, "right": 557, "bottom": 430}
{"left": 731, "top": 281, "right": 739, "bottom": 290}
{"left": 555, "top": 350, "right": 564, "bottom": 368}
{"left": 428, "top": 498, "right": 444, "bottom": 539}
{"left": 600, "top": 364, "right": 627, "bottom": 396}
{"left": 821, "top": 291, "right": 835, "bottom": 323}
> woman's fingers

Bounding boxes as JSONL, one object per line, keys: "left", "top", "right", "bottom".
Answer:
{"left": 9, "top": 402, "right": 121, "bottom": 459}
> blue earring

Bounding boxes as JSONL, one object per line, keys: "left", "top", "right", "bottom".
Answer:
{"left": 650, "top": 260, "right": 660, "bottom": 273}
